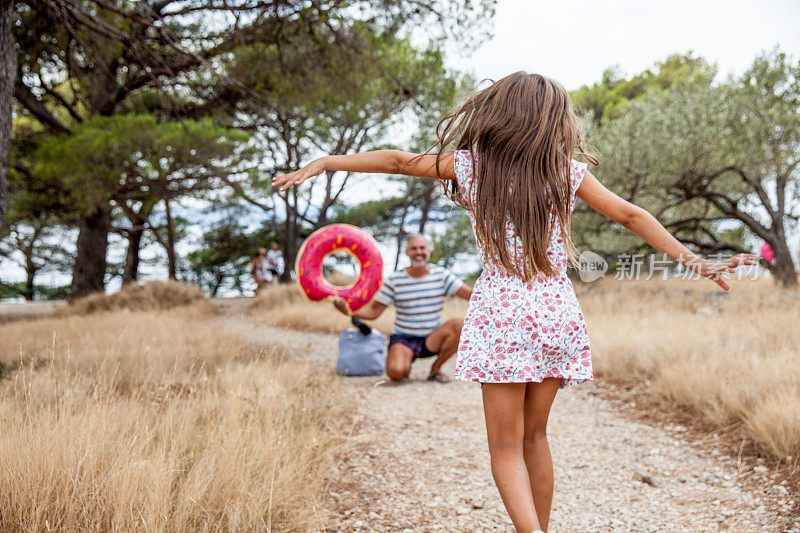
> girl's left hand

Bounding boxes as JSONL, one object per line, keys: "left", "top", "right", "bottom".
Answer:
{"left": 272, "top": 158, "right": 326, "bottom": 191}
{"left": 696, "top": 253, "right": 759, "bottom": 290}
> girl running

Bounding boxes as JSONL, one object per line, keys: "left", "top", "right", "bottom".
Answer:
{"left": 272, "top": 72, "right": 756, "bottom": 533}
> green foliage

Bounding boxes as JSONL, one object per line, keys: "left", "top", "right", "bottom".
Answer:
{"left": 332, "top": 196, "right": 408, "bottom": 241}
{"left": 186, "top": 219, "right": 275, "bottom": 296}
{"left": 31, "top": 115, "right": 253, "bottom": 216}
{"left": 430, "top": 210, "right": 477, "bottom": 268}
{"left": 10, "top": 0, "right": 496, "bottom": 291}
{"left": 571, "top": 53, "right": 716, "bottom": 122}
{"left": 0, "top": 208, "right": 72, "bottom": 267}
{"left": 231, "top": 20, "right": 468, "bottom": 277}
{"left": 14, "top": 0, "right": 495, "bottom": 128}
{"left": 0, "top": 171, "right": 74, "bottom": 299}
{"left": 582, "top": 83, "right": 737, "bottom": 253}
{"left": 237, "top": 23, "right": 460, "bottom": 177}
{"left": 319, "top": 62, "right": 471, "bottom": 269}
{"left": 0, "top": 282, "right": 70, "bottom": 301}
{"left": 233, "top": 23, "right": 447, "bottom": 120}
{"left": 582, "top": 49, "right": 799, "bottom": 271}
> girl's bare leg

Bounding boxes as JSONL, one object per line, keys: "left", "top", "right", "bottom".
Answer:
{"left": 482, "top": 383, "right": 541, "bottom": 533}
{"left": 522, "top": 378, "right": 562, "bottom": 532}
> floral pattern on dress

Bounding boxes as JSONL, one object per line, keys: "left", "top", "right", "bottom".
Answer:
{"left": 452, "top": 149, "right": 593, "bottom": 389}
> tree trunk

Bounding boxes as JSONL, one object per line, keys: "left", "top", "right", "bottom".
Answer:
{"left": 122, "top": 225, "right": 144, "bottom": 283}
{"left": 23, "top": 266, "right": 35, "bottom": 302}
{"left": 211, "top": 274, "right": 224, "bottom": 297}
{"left": 393, "top": 202, "right": 410, "bottom": 270}
{"left": 281, "top": 216, "right": 299, "bottom": 283}
{"left": 281, "top": 191, "right": 300, "bottom": 283}
{"left": 417, "top": 182, "right": 436, "bottom": 234}
{"left": 0, "top": 0, "right": 15, "bottom": 233}
{"left": 70, "top": 208, "right": 111, "bottom": 300}
{"left": 164, "top": 199, "right": 177, "bottom": 279}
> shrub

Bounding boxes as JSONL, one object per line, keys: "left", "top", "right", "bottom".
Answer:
{"left": 66, "top": 280, "right": 206, "bottom": 315}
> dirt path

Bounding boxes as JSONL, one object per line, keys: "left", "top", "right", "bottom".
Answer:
{"left": 0, "top": 301, "right": 63, "bottom": 322}
{"left": 226, "top": 317, "right": 797, "bottom": 532}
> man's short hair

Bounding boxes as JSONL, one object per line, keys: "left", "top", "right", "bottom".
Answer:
{"left": 406, "top": 233, "right": 433, "bottom": 251}
{"left": 406, "top": 233, "right": 429, "bottom": 245}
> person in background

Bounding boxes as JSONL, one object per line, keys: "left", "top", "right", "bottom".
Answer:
{"left": 266, "top": 242, "right": 282, "bottom": 284}
{"left": 251, "top": 248, "right": 269, "bottom": 295}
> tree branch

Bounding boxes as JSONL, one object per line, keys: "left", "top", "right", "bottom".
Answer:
{"left": 40, "top": 83, "right": 84, "bottom": 124}
{"left": 13, "top": 81, "right": 71, "bottom": 134}
{"left": 220, "top": 175, "right": 273, "bottom": 213}
{"left": 703, "top": 192, "right": 772, "bottom": 240}
{"left": 671, "top": 236, "right": 749, "bottom": 255}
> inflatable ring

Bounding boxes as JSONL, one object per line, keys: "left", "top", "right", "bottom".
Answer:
{"left": 295, "top": 224, "right": 383, "bottom": 312}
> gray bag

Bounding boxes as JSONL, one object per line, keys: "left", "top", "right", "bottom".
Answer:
{"left": 336, "top": 329, "right": 387, "bottom": 376}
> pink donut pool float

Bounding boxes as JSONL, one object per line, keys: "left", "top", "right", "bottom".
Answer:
{"left": 295, "top": 224, "right": 383, "bottom": 312}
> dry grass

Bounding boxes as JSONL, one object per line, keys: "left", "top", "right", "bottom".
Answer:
{"left": 325, "top": 272, "right": 358, "bottom": 287}
{"left": 65, "top": 280, "right": 206, "bottom": 315}
{"left": 250, "top": 283, "right": 467, "bottom": 335}
{"left": 0, "top": 305, "right": 349, "bottom": 532}
{"left": 579, "top": 277, "right": 800, "bottom": 463}
{"left": 257, "top": 278, "right": 800, "bottom": 463}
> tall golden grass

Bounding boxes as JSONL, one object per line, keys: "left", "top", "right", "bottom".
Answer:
{"left": 258, "top": 278, "right": 800, "bottom": 462}
{"left": 580, "top": 277, "right": 800, "bottom": 463}
{"left": 0, "top": 304, "right": 348, "bottom": 531}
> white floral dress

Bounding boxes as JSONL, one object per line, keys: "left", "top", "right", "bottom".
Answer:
{"left": 452, "top": 150, "right": 593, "bottom": 388}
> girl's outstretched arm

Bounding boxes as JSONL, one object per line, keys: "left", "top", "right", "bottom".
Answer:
{"left": 272, "top": 150, "right": 456, "bottom": 191}
{"left": 576, "top": 170, "right": 758, "bottom": 290}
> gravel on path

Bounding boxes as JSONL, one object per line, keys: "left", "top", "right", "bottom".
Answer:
{"left": 227, "top": 319, "right": 797, "bottom": 532}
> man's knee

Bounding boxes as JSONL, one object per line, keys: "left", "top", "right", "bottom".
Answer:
{"left": 442, "top": 318, "right": 463, "bottom": 342}
{"left": 386, "top": 362, "right": 408, "bottom": 381}
{"left": 446, "top": 318, "right": 464, "bottom": 334}
{"left": 385, "top": 348, "right": 411, "bottom": 381}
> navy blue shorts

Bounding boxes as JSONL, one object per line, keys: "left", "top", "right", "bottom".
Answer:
{"left": 388, "top": 333, "right": 438, "bottom": 361}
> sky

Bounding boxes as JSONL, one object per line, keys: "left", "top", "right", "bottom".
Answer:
{"left": 446, "top": 0, "right": 800, "bottom": 90}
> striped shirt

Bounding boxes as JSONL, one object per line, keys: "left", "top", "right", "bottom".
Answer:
{"left": 374, "top": 265, "right": 463, "bottom": 336}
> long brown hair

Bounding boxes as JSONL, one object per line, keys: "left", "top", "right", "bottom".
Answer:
{"left": 433, "top": 72, "right": 596, "bottom": 280}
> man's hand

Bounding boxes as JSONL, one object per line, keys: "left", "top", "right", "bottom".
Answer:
{"left": 332, "top": 298, "right": 387, "bottom": 320}
{"left": 330, "top": 296, "right": 352, "bottom": 315}
{"left": 692, "top": 253, "right": 758, "bottom": 291}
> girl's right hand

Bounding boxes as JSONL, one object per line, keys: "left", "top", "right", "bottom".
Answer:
{"left": 272, "top": 158, "right": 327, "bottom": 191}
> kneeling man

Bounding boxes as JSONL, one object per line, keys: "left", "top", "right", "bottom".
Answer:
{"left": 332, "top": 234, "right": 472, "bottom": 383}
